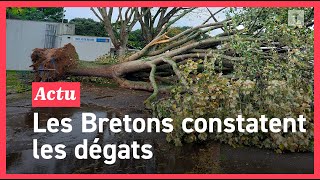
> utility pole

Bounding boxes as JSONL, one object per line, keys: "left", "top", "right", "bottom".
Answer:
{"left": 61, "top": 8, "right": 65, "bottom": 23}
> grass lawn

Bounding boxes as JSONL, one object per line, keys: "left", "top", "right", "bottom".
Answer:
{"left": 6, "top": 70, "right": 32, "bottom": 94}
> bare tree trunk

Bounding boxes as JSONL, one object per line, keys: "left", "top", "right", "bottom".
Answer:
{"left": 117, "top": 45, "right": 127, "bottom": 57}
{"left": 91, "top": 7, "right": 151, "bottom": 58}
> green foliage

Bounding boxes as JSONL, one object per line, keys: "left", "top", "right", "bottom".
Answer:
{"left": 128, "top": 29, "right": 145, "bottom": 49}
{"left": 167, "top": 26, "right": 191, "bottom": 37}
{"left": 69, "top": 18, "right": 107, "bottom": 37}
{"left": 6, "top": 8, "right": 64, "bottom": 22}
{"left": 153, "top": 8, "right": 314, "bottom": 153}
{"left": 94, "top": 54, "right": 119, "bottom": 65}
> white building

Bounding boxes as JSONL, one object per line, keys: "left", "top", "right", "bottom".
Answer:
{"left": 6, "top": 19, "right": 112, "bottom": 71}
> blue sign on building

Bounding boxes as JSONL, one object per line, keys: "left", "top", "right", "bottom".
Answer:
{"left": 96, "top": 38, "right": 110, "bottom": 43}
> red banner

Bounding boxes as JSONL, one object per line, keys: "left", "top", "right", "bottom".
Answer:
{"left": 32, "top": 82, "right": 80, "bottom": 107}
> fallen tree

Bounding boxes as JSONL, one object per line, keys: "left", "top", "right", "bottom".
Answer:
{"left": 30, "top": 43, "right": 78, "bottom": 82}
{"left": 32, "top": 8, "right": 229, "bottom": 103}
{"left": 31, "top": 7, "right": 314, "bottom": 152}
{"left": 31, "top": 7, "right": 314, "bottom": 108}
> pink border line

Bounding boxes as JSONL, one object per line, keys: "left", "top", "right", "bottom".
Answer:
{"left": 0, "top": 1, "right": 318, "bottom": 179}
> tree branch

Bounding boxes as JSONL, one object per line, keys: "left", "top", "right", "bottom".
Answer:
{"left": 90, "top": 8, "right": 104, "bottom": 22}
{"left": 144, "top": 63, "right": 159, "bottom": 107}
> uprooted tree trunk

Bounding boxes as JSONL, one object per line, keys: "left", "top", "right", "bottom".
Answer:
{"left": 31, "top": 8, "right": 249, "bottom": 108}
{"left": 30, "top": 43, "right": 78, "bottom": 82}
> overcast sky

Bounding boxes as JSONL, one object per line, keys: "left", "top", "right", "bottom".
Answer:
{"left": 64, "top": 7, "right": 227, "bottom": 31}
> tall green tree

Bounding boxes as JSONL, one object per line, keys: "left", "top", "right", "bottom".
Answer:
{"left": 69, "top": 18, "right": 106, "bottom": 37}
{"left": 128, "top": 29, "right": 144, "bottom": 49}
{"left": 6, "top": 7, "right": 64, "bottom": 22}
